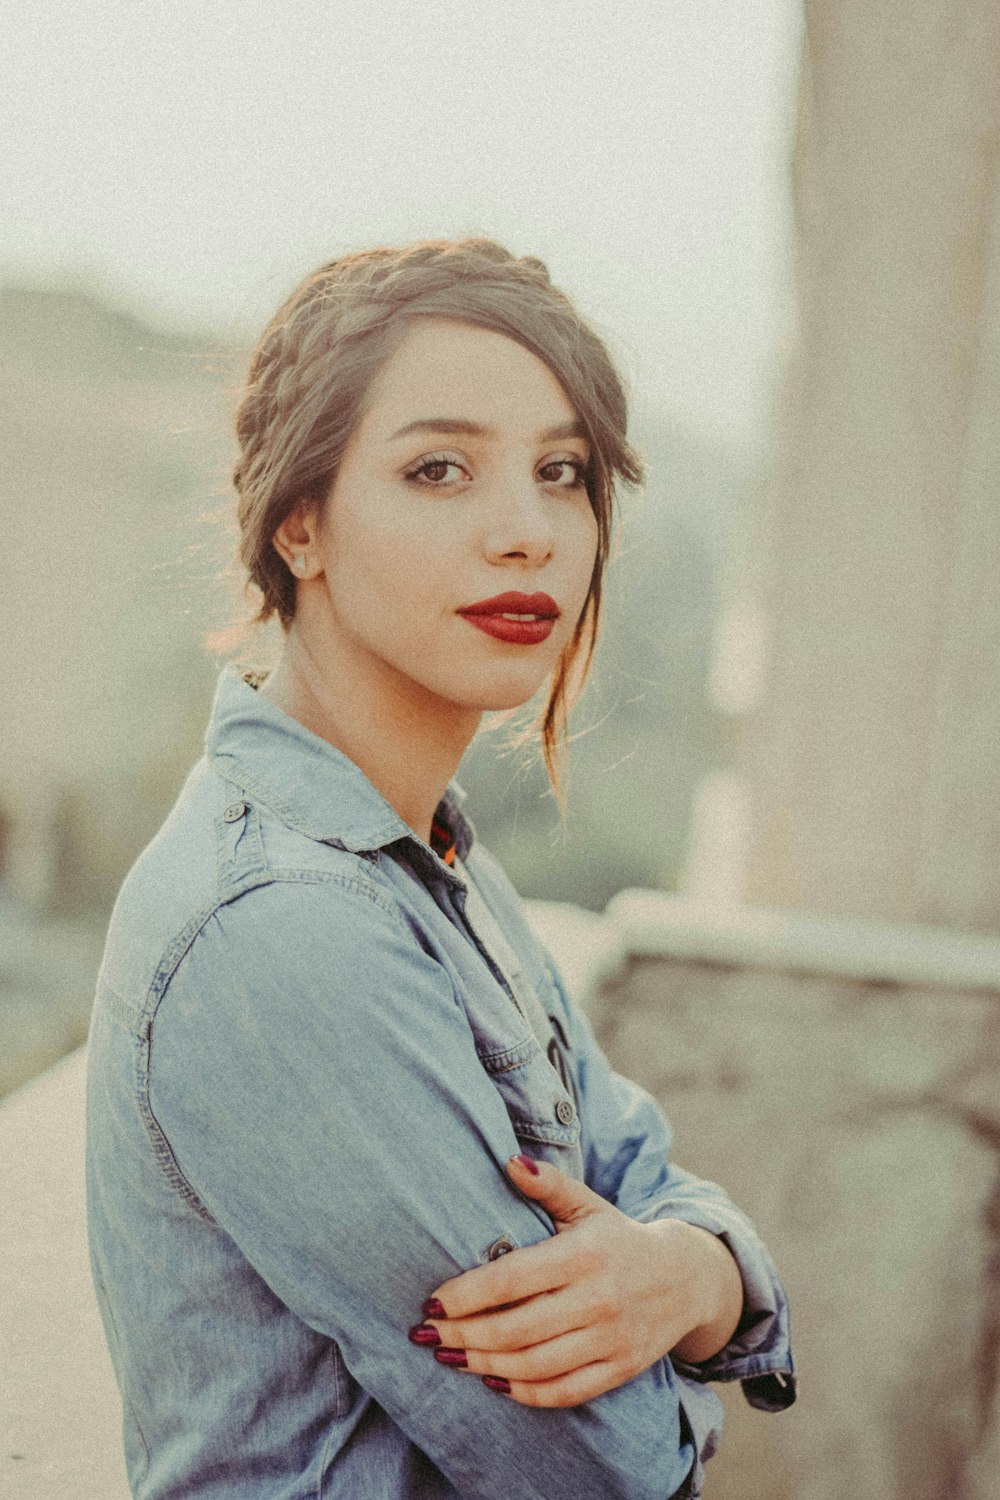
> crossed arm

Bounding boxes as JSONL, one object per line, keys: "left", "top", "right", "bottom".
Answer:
{"left": 412, "top": 1150, "right": 746, "bottom": 1407}
{"left": 152, "top": 879, "right": 793, "bottom": 1498}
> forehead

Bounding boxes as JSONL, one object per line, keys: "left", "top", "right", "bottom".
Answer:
{"left": 359, "top": 316, "right": 579, "bottom": 433}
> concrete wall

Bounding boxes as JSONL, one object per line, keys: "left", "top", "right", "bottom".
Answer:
{"left": 589, "top": 895, "right": 1000, "bottom": 1500}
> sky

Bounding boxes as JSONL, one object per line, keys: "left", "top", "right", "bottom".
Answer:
{"left": 1, "top": 0, "right": 801, "bottom": 452}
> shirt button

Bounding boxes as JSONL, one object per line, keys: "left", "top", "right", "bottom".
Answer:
{"left": 555, "top": 1099, "right": 576, "bottom": 1126}
{"left": 223, "top": 801, "right": 248, "bottom": 823}
{"left": 486, "top": 1235, "right": 516, "bottom": 1261}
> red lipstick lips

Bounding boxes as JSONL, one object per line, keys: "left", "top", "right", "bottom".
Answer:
{"left": 458, "top": 591, "right": 560, "bottom": 646}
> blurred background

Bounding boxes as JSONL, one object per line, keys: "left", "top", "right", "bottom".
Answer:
{"left": 4, "top": 3, "right": 1000, "bottom": 1498}
{"left": 0, "top": 0, "right": 799, "bottom": 1090}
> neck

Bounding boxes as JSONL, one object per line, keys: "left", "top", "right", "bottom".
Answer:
{"left": 259, "top": 623, "right": 480, "bottom": 846}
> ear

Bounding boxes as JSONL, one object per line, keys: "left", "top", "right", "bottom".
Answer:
{"left": 271, "top": 500, "right": 323, "bottom": 580}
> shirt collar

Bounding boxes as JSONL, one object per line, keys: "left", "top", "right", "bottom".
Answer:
{"left": 204, "top": 664, "right": 473, "bottom": 879}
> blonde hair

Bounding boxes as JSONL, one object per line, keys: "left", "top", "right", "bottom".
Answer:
{"left": 232, "top": 238, "right": 642, "bottom": 799}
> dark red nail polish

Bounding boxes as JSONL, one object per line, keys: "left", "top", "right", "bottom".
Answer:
{"left": 434, "top": 1347, "right": 468, "bottom": 1367}
{"left": 408, "top": 1322, "right": 442, "bottom": 1347}
{"left": 422, "top": 1297, "right": 447, "bottom": 1319}
{"left": 512, "top": 1153, "right": 540, "bottom": 1175}
{"left": 483, "top": 1375, "right": 512, "bottom": 1393}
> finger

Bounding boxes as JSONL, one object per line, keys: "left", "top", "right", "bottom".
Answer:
{"left": 449, "top": 1326, "right": 608, "bottom": 1384}
{"left": 427, "top": 1284, "right": 592, "bottom": 1353}
{"left": 505, "top": 1155, "right": 612, "bottom": 1228}
{"left": 429, "top": 1234, "right": 581, "bottom": 1319}
{"left": 490, "top": 1360, "right": 624, "bottom": 1410}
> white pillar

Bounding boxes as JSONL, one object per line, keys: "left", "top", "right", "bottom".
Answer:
{"left": 728, "top": 1, "right": 1000, "bottom": 932}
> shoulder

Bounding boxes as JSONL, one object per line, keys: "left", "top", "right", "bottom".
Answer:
{"left": 153, "top": 874, "right": 463, "bottom": 1056}
{"left": 95, "top": 758, "right": 401, "bottom": 1025}
{"left": 143, "top": 870, "right": 483, "bottom": 1164}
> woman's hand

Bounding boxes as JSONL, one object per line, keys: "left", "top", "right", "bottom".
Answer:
{"left": 409, "top": 1154, "right": 745, "bottom": 1408}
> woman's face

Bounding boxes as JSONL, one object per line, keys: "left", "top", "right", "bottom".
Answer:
{"left": 303, "top": 316, "right": 600, "bottom": 719}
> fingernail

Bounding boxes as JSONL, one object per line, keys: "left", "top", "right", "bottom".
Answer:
{"left": 512, "top": 1153, "right": 540, "bottom": 1176}
{"left": 483, "top": 1375, "right": 512, "bottom": 1393}
{"left": 422, "top": 1297, "right": 447, "bottom": 1319}
{"left": 434, "top": 1348, "right": 468, "bottom": 1368}
{"left": 408, "top": 1322, "right": 442, "bottom": 1347}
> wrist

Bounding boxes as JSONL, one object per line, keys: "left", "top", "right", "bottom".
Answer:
{"left": 648, "top": 1218, "right": 745, "bottom": 1364}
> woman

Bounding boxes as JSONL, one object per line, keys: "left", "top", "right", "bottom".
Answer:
{"left": 86, "top": 239, "right": 794, "bottom": 1500}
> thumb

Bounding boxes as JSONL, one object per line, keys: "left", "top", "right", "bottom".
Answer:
{"left": 506, "top": 1153, "right": 612, "bottom": 1229}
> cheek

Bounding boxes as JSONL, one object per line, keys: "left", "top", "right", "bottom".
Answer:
{"left": 326, "top": 501, "right": 418, "bottom": 588}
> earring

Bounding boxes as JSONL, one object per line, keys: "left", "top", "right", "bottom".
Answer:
{"left": 293, "top": 555, "right": 307, "bottom": 572}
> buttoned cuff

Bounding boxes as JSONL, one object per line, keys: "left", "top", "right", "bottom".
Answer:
{"left": 636, "top": 1199, "right": 797, "bottom": 1413}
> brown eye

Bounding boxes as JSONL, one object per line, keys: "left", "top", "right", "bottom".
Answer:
{"left": 538, "top": 459, "right": 588, "bottom": 488}
{"left": 404, "top": 454, "right": 469, "bottom": 487}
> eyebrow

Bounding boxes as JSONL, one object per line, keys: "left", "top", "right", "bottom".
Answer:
{"left": 387, "top": 417, "right": 589, "bottom": 445}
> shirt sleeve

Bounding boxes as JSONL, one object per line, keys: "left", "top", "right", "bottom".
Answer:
{"left": 147, "top": 876, "right": 701, "bottom": 1500}
{"left": 542, "top": 957, "right": 797, "bottom": 1415}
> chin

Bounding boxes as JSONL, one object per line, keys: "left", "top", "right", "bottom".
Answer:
{"left": 467, "top": 675, "right": 552, "bottom": 713}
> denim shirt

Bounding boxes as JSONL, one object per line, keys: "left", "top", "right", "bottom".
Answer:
{"left": 86, "top": 666, "right": 795, "bottom": 1500}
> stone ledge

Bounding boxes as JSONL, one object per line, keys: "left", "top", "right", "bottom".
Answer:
{"left": 607, "top": 890, "right": 1000, "bottom": 994}
{"left": 0, "top": 1046, "right": 130, "bottom": 1499}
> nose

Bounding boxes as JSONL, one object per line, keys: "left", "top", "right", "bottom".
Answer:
{"left": 481, "top": 469, "right": 555, "bottom": 567}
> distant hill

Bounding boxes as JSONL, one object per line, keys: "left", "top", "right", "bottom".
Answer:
{"left": 0, "top": 281, "right": 244, "bottom": 915}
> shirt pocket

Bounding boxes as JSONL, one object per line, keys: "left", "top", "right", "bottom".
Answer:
{"left": 479, "top": 1034, "right": 584, "bottom": 1180}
